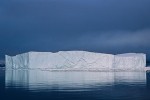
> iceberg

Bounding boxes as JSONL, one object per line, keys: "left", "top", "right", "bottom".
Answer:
{"left": 5, "top": 51, "right": 146, "bottom": 71}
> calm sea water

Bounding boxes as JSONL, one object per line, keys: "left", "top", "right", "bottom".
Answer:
{"left": 0, "top": 68, "right": 150, "bottom": 100}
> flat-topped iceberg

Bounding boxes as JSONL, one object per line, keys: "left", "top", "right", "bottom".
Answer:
{"left": 5, "top": 51, "right": 146, "bottom": 71}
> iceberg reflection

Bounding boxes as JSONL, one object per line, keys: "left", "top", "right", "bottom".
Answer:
{"left": 5, "top": 70, "right": 146, "bottom": 91}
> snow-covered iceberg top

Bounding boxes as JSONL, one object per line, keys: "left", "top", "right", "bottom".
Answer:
{"left": 5, "top": 51, "right": 146, "bottom": 71}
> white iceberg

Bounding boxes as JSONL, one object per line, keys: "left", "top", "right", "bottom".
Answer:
{"left": 5, "top": 51, "right": 146, "bottom": 71}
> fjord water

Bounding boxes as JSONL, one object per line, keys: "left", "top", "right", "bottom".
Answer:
{"left": 1, "top": 68, "right": 150, "bottom": 100}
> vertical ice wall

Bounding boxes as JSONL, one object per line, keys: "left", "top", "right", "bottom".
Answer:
{"left": 29, "top": 51, "right": 115, "bottom": 69}
{"left": 5, "top": 51, "right": 146, "bottom": 70}
{"left": 5, "top": 53, "right": 29, "bottom": 69}
{"left": 114, "top": 53, "right": 146, "bottom": 71}
{"left": 5, "top": 55, "right": 13, "bottom": 69}
{"left": 29, "top": 52, "right": 66, "bottom": 69}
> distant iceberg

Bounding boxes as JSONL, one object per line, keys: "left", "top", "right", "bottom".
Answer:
{"left": 5, "top": 51, "right": 146, "bottom": 71}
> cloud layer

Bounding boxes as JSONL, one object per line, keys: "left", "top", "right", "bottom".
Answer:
{"left": 0, "top": 0, "right": 150, "bottom": 60}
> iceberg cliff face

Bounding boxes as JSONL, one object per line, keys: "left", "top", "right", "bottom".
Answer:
{"left": 5, "top": 51, "right": 146, "bottom": 71}
{"left": 29, "top": 51, "right": 114, "bottom": 69}
{"left": 114, "top": 53, "right": 146, "bottom": 70}
{"left": 6, "top": 53, "right": 29, "bottom": 69}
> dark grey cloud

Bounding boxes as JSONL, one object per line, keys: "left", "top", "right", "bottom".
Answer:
{"left": 0, "top": 0, "right": 150, "bottom": 61}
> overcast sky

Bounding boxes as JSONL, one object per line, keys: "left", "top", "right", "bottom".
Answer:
{"left": 0, "top": 0, "right": 150, "bottom": 61}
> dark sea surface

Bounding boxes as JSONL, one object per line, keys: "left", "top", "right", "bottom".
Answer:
{"left": 0, "top": 68, "right": 150, "bottom": 100}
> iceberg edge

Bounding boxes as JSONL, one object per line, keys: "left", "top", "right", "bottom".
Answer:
{"left": 5, "top": 51, "right": 146, "bottom": 71}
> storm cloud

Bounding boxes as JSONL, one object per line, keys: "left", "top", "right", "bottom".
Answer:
{"left": 0, "top": 0, "right": 150, "bottom": 60}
